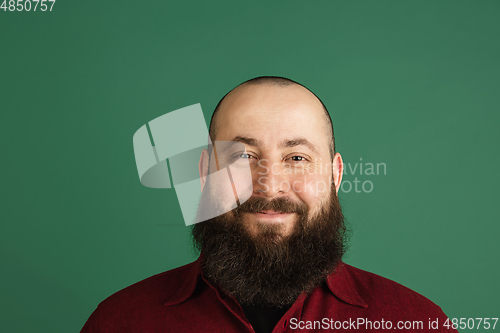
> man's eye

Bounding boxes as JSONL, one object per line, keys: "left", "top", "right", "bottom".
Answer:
{"left": 237, "top": 153, "right": 252, "bottom": 159}
{"left": 289, "top": 156, "right": 305, "bottom": 162}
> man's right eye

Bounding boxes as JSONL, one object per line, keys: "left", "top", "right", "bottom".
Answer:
{"left": 237, "top": 153, "right": 252, "bottom": 159}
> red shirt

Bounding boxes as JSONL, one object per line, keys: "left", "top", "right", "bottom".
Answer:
{"left": 80, "top": 257, "right": 457, "bottom": 332}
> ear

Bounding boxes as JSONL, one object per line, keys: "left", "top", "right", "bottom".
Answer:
{"left": 332, "top": 152, "right": 343, "bottom": 194}
{"left": 199, "top": 148, "right": 210, "bottom": 192}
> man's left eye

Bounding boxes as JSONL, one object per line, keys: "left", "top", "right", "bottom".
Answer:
{"left": 289, "top": 156, "right": 305, "bottom": 162}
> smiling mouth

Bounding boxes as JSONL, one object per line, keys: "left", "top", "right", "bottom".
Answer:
{"left": 258, "top": 210, "right": 289, "bottom": 215}
{"left": 248, "top": 211, "right": 294, "bottom": 220}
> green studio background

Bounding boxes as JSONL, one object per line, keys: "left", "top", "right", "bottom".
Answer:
{"left": 1, "top": 0, "right": 499, "bottom": 332}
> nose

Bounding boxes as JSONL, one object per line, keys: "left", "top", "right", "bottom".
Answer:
{"left": 253, "top": 160, "right": 289, "bottom": 197}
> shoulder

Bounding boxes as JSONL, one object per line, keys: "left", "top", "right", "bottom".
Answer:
{"left": 99, "top": 261, "right": 196, "bottom": 310}
{"left": 80, "top": 261, "right": 199, "bottom": 332}
{"left": 339, "top": 263, "right": 447, "bottom": 315}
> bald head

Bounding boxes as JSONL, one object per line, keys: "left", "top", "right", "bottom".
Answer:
{"left": 209, "top": 76, "right": 335, "bottom": 159}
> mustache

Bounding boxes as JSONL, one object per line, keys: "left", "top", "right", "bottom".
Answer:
{"left": 235, "top": 196, "right": 308, "bottom": 215}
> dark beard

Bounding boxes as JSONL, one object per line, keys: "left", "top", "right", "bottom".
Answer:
{"left": 191, "top": 182, "right": 349, "bottom": 307}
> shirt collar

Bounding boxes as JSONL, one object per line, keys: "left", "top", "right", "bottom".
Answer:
{"left": 163, "top": 257, "right": 368, "bottom": 308}
{"left": 325, "top": 262, "right": 368, "bottom": 308}
{"left": 163, "top": 255, "right": 204, "bottom": 307}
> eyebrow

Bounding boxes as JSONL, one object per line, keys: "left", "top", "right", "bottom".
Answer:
{"left": 231, "top": 136, "right": 319, "bottom": 154}
{"left": 232, "top": 136, "right": 259, "bottom": 147}
{"left": 280, "top": 137, "right": 319, "bottom": 154}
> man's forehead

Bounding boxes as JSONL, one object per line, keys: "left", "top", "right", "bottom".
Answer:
{"left": 227, "top": 135, "right": 320, "bottom": 154}
{"left": 214, "top": 83, "right": 329, "bottom": 146}
{"left": 219, "top": 83, "right": 323, "bottom": 116}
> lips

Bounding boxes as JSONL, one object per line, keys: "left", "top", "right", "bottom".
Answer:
{"left": 248, "top": 210, "right": 294, "bottom": 222}
{"left": 259, "top": 210, "right": 287, "bottom": 215}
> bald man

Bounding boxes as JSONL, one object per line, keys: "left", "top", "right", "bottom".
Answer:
{"left": 81, "top": 76, "right": 457, "bottom": 333}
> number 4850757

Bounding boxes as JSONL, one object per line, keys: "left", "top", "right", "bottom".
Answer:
{"left": 1, "top": 0, "right": 56, "bottom": 11}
